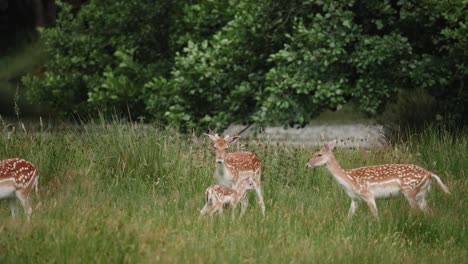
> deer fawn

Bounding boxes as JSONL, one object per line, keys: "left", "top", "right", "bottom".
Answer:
{"left": 0, "top": 158, "right": 40, "bottom": 221}
{"left": 200, "top": 176, "right": 255, "bottom": 218}
{"left": 306, "top": 140, "right": 450, "bottom": 218}
{"left": 206, "top": 134, "right": 265, "bottom": 216}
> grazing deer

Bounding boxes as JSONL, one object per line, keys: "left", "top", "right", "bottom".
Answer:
{"left": 199, "top": 176, "right": 255, "bottom": 218}
{"left": 306, "top": 140, "right": 450, "bottom": 218}
{"left": 0, "top": 158, "right": 40, "bottom": 221}
{"left": 206, "top": 134, "right": 265, "bottom": 216}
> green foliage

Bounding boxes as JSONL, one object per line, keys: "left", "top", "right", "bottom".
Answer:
{"left": 395, "top": 0, "right": 468, "bottom": 126}
{"left": 172, "top": 0, "right": 239, "bottom": 49}
{"left": 256, "top": 2, "right": 361, "bottom": 125}
{"left": 86, "top": 48, "right": 151, "bottom": 117}
{"left": 22, "top": 0, "right": 468, "bottom": 130}
{"left": 22, "top": 0, "right": 176, "bottom": 116}
{"left": 351, "top": 33, "right": 412, "bottom": 114}
{"left": 146, "top": 0, "right": 308, "bottom": 130}
{"left": 153, "top": 1, "right": 264, "bottom": 130}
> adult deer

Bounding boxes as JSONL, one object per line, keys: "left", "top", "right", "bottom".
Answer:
{"left": 0, "top": 158, "right": 40, "bottom": 221}
{"left": 206, "top": 134, "right": 265, "bottom": 216}
{"left": 200, "top": 176, "right": 255, "bottom": 218}
{"left": 306, "top": 140, "right": 450, "bottom": 218}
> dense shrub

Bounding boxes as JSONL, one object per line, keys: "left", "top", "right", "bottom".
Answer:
{"left": 145, "top": 1, "right": 307, "bottom": 130}
{"left": 22, "top": 0, "right": 178, "bottom": 116}
{"left": 22, "top": 0, "right": 468, "bottom": 130}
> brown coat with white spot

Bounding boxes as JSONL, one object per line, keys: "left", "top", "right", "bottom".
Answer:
{"left": 306, "top": 141, "right": 450, "bottom": 218}
{"left": 0, "top": 158, "right": 40, "bottom": 221}
{"left": 200, "top": 177, "right": 254, "bottom": 218}
{"left": 206, "top": 134, "right": 265, "bottom": 216}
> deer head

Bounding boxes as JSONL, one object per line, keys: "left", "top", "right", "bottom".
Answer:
{"left": 205, "top": 133, "right": 240, "bottom": 164}
{"left": 306, "top": 140, "right": 337, "bottom": 168}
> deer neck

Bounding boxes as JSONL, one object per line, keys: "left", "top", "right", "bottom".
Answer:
{"left": 215, "top": 160, "right": 235, "bottom": 186}
{"left": 325, "top": 155, "right": 356, "bottom": 192}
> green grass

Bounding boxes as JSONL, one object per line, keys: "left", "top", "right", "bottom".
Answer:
{"left": 0, "top": 120, "right": 466, "bottom": 263}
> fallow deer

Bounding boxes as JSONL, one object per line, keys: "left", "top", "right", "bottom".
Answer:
{"left": 306, "top": 140, "right": 450, "bottom": 218}
{"left": 199, "top": 176, "right": 255, "bottom": 218}
{"left": 206, "top": 134, "right": 265, "bottom": 216}
{"left": 0, "top": 158, "right": 40, "bottom": 221}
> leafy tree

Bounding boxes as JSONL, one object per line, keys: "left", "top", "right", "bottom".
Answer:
{"left": 22, "top": 0, "right": 177, "bottom": 116}
{"left": 255, "top": 0, "right": 467, "bottom": 127}
{"left": 22, "top": 0, "right": 467, "bottom": 130}
{"left": 395, "top": 0, "right": 468, "bottom": 125}
{"left": 145, "top": 0, "right": 316, "bottom": 130}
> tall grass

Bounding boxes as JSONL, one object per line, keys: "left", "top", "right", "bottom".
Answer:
{"left": 0, "top": 120, "right": 466, "bottom": 263}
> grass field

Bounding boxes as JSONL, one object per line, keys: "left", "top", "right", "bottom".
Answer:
{"left": 0, "top": 120, "right": 466, "bottom": 263}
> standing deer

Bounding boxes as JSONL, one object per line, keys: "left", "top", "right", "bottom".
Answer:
{"left": 199, "top": 176, "right": 255, "bottom": 218}
{"left": 206, "top": 134, "right": 265, "bottom": 216}
{"left": 306, "top": 140, "right": 450, "bottom": 218}
{"left": 0, "top": 158, "right": 40, "bottom": 221}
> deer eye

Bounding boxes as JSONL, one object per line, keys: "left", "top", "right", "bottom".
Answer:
{"left": 317, "top": 154, "right": 323, "bottom": 157}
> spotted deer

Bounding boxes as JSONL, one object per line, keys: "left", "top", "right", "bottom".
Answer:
{"left": 206, "top": 134, "right": 265, "bottom": 216}
{"left": 306, "top": 140, "right": 450, "bottom": 218}
{"left": 199, "top": 176, "right": 255, "bottom": 218}
{"left": 0, "top": 158, "right": 40, "bottom": 221}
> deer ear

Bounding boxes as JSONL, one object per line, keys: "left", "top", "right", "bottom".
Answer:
{"left": 205, "top": 133, "right": 219, "bottom": 142}
{"left": 228, "top": 136, "right": 240, "bottom": 144}
{"left": 325, "top": 140, "right": 337, "bottom": 151}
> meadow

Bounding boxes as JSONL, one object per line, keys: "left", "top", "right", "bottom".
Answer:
{"left": 0, "top": 119, "right": 466, "bottom": 263}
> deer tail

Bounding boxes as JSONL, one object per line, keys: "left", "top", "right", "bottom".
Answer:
{"left": 432, "top": 174, "right": 450, "bottom": 194}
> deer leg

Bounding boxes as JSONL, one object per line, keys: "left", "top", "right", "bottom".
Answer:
{"left": 415, "top": 189, "right": 430, "bottom": 213}
{"left": 239, "top": 193, "right": 249, "bottom": 217}
{"left": 199, "top": 204, "right": 211, "bottom": 218}
{"left": 16, "top": 191, "right": 32, "bottom": 222}
{"left": 9, "top": 199, "right": 17, "bottom": 219}
{"left": 348, "top": 199, "right": 359, "bottom": 218}
{"left": 403, "top": 191, "right": 419, "bottom": 209}
{"left": 231, "top": 203, "right": 238, "bottom": 220}
{"left": 417, "top": 196, "right": 428, "bottom": 213}
{"left": 218, "top": 204, "right": 224, "bottom": 216}
{"left": 34, "top": 177, "right": 40, "bottom": 200}
{"left": 253, "top": 183, "right": 266, "bottom": 217}
{"left": 209, "top": 205, "right": 219, "bottom": 217}
{"left": 364, "top": 196, "right": 378, "bottom": 218}
{"left": 416, "top": 179, "right": 432, "bottom": 213}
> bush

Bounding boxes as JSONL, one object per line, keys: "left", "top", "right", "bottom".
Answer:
{"left": 22, "top": 0, "right": 468, "bottom": 130}
{"left": 22, "top": 0, "right": 177, "bottom": 117}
